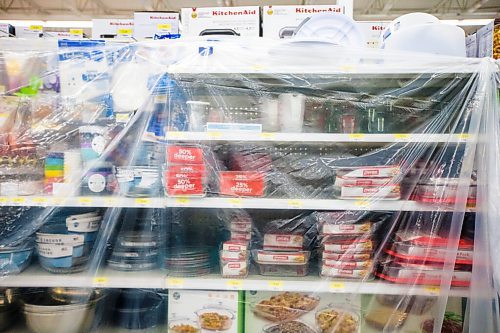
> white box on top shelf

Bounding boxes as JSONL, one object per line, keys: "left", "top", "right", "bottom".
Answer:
{"left": 180, "top": 6, "right": 260, "bottom": 37}
{"left": 262, "top": 3, "right": 353, "bottom": 39}
{"left": 133, "top": 11, "right": 180, "bottom": 39}
{"left": 357, "top": 21, "right": 390, "bottom": 48}
{"left": 91, "top": 19, "right": 134, "bottom": 39}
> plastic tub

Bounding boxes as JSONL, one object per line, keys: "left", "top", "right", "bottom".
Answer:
{"left": 0, "top": 240, "right": 34, "bottom": 274}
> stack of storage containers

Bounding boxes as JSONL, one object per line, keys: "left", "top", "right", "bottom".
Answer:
{"left": 318, "top": 211, "right": 374, "bottom": 280}
{"left": 220, "top": 212, "right": 252, "bottom": 278}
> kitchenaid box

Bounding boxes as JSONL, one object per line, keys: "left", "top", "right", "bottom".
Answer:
{"left": 357, "top": 21, "right": 390, "bottom": 48}
{"left": 262, "top": 3, "right": 353, "bottom": 39}
{"left": 245, "top": 291, "right": 361, "bottom": 333}
{"left": 133, "top": 11, "right": 180, "bottom": 39}
{"left": 91, "top": 19, "right": 134, "bottom": 39}
{"left": 168, "top": 290, "right": 244, "bottom": 333}
{"left": 181, "top": 6, "right": 260, "bottom": 37}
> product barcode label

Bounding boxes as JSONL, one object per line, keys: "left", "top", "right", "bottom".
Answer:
{"left": 37, "top": 243, "right": 73, "bottom": 258}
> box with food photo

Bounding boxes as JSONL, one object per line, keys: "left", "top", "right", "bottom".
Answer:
{"left": 361, "top": 294, "right": 464, "bottom": 333}
{"left": 168, "top": 290, "right": 245, "bottom": 333}
{"left": 245, "top": 291, "right": 361, "bottom": 333}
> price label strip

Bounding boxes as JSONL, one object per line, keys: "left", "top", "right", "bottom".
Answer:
{"left": 93, "top": 277, "right": 108, "bottom": 287}
{"left": 175, "top": 197, "right": 190, "bottom": 205}
{"left": 287, "top": 200, "right": 303, "bottom": 209}
{"left": 348, "top": 133, "right": 365, "bottom": 141}
{"left": 78, "top": 197, "right": 93, "bottom": 206}
{"left": 11, "top": 197, "right": 26, "bottom": 204}
{"left": 227, "top": 198, "right": 243, "bottom": 207}
{"left": 424, "top": 286, "right": 440, "bottom": 295}
{"left": 329, "top": 282, "right": 346, "bottom": 291}
{"left": 226, "top": 280, "right": 243, "bottom": 290}
{"left": 166, "top": 278, "right": 184, "bottom": 289}
{"left": 268, "top": 280, "right": 284, "bottom": 291}
{"left": 117, "top": 28, "right": 132, "bottom": 38}
{"left": 135, "top": 198, "right": 151, "bottom": 206}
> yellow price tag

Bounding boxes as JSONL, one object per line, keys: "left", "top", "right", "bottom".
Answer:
{"left": 348, "top": 133, "right": 365, "bottom": 141}
{"left": 329, "top": 282, "right": 345, "bottom": 291}
{"left": 104, "top": 197, "right": 118, "bottom": 206}
{"left": 287, "top": 200, "right": 303, "bottom": 209}
{"left": 424, "top": 286, "right": 440, "bottom": 295}
{"left": 0, "top": 197, "right": 7, "bottom": 204}
{"left": 135, "top": 198, "right": 151, "bottom": 206}
{"left": 11, "top": 197, "right": 25, "bottom": 204}
{"left": 157, "top": 23, "right": 172, "bottom": 31}
{"left": 207, "top": 131, "right": 222, "bottom": 139}
{"left": 29, "top": 25, "right": 43, "bottom": 32}
{"left": 32, "top": 197, "right": 48, "bottom": 204}
{"left": 154, "top": 95, "right": 167, "bottom": 103}
{"left": 93, "top": 277, "right": 108, "bottom": 286}
{"left": 116, "top": 113, "right": 131, "bottom": 123}
{"left": 227, "top": 198, "right": 242, "bottom": 207}
{"left": 394, "top": 133, "right": 411, "bottom": 141}
{"left": 457, "top": 133, "right": 470, "bottom": 140}
{"left": 268, "top": 280, "right": 284, "bottom": 291}
{"left": 117, "top": 28, "right": 132, "bottom": 35}
{"left": 69, "top": 28, "right": 83, "bottom": 36}
{"left": 175, "top": 197, "right": 190, "bottom": 205}
{"left": 251, "top": 64, "right": 265, "bottom": 71}
{"left": 354, "top": 200, "right": 370, "bottom": 208}
{"left": 78, "top": 197, "right": 93, "bottom": 205}
{"left": 259, "top": 133, "right": 276, "bottom": 140}
{"left": 167, "top": 278, "right": 184, "bottom": 288}
{"left": 226, "top": 280, "right": 243, "bottom": 290}
{"left": 169, "top": 132, "right": 187, "bottom": 139}
{"left": 0, "top": 113, "right": 8, "bottom": 118}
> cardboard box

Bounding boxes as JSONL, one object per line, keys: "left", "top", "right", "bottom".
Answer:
{"left": 466, "top": 33, "right": 478, "bottom": 57}
{"left": 181, "top": 6, "right": 260, "bottom": 37}
{"left": 262, "top": 4, "right": 353, "bottom": 39}
{"left": 245, "top": 291, "right": 361, "bottom": 332}
{"left": 477, "top": 19, "right": 499, "bottom": 59}
{"left": 357, "top": 21, "right": 390, "bottom": 48}
{"left": 168, "top": 290, "right": 244, "bottom": 333}
{"left": 133, "top": 11, "right": 180, "bottom": 39}
{"left": 91, "top": 19, "right": 134, "bottom": 39}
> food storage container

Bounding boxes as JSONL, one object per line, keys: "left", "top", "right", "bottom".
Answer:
{"left": 315, "top": 305, "right": 360, "bottom": 333}
{"left": 322, "top": 251, "right": 372, "bottom": 261}
{"left": 333, "top": 184, "right": 401, "bottom": 200}
{"left": 322, "top": 238, "right": 373, "bottom": 253}
{"left": 116, "top": 166, "right": 161, "bottom": 197}
{"left": 195, "top": 304, "right": 235, "bottom": 332}
{"left": 263, "top": 234, "right": 303, "bottom": 251}
{"left": 65, "top": 213, "right": 101, "bottom": 243}
{"left": 112, "top": 289, "right": 166, "bottom": 329}
{"left": 320, "top": 264, "right": 371, "bottom": 280}
{"left": 252, "top": 250, "right": 310, "bottom": 264}
{"left": 376, "top": 260, "right": 471, "bottom": 286}
{"left": 220, "top": 259, "right": 249, "bottom": 278}
{"left": 220, "top": 249, "right": 248, "bottom": 261}
{"left": 255, "top": 260, "right": 309, "bottom": 277}
{"left": 322, "top": 259, "right": 373, "bottom": 270}
{"left": 334, "top": 166, "right": 400, "bottom": 178}
{"left": 168, "top": 317, "right": 201, "bottom": 333}
{"left": 0, "top": 240, "right": 34, "bottom": 274}
{"left": 262, "top": 320, "right": 318, "bottom": 333}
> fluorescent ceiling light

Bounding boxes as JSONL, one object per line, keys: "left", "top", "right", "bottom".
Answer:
{"left": 0, "top": 20, "right": 92, "bottom": 28}
{"left": 442, "top": 19, "right": 493, "bottom": 26}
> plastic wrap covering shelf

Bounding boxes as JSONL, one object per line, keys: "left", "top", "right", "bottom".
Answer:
{"left": 0, "top": 37, "right": 496, "bottom": 333}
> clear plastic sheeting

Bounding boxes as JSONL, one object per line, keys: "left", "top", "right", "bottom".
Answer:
{"left": 0, "top": 37, "right": 496, "bottom": 333}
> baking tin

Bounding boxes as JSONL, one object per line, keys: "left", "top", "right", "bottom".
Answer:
{"left": 112, "top": 289, "right": 166, "bottom": 330}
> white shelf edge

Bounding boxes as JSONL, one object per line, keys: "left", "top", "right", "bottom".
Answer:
{"left": 0, "top": 266, "right": 468, "bottom": 297}
{"left": 0, "top": 196, "right": 472, "bottom": 212}
{"left": 163, "top": 132, "right": 471, "bottom": 143}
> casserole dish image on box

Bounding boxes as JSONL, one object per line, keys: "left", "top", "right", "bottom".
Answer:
{"left": 262, "top": 320, "right": 318, "bottom": 333}
{"left": 168, "top": 317, "right": 201, "bottom": 333}
{"left": 315, "top": 305, "right": 360, "bottom": 333}
{"left": 252, "top": 292, "right": 320, "bottom": 322}
{"left": 195, "top": 304, "right": 235, "bottom": 332}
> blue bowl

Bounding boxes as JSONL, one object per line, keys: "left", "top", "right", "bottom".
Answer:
{"left": 0, "top": 243, "right": 34, "bottom": 274}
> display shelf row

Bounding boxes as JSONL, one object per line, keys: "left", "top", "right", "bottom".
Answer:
{"left": 0, "top": 265, "right": 468, "bottom": 297}
{"left": 0, "top": 196, "right": 473, "bottom": 211}
{"left": 158, "top": 132, "right": 472, "bottom": 144}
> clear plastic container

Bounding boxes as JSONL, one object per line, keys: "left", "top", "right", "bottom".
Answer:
{"left": 255, "top": 260, "right": 309, "bottom": 277}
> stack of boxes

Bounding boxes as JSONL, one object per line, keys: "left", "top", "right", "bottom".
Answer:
{"left": 220, "top": 213, "right": 252, "bottom": 278}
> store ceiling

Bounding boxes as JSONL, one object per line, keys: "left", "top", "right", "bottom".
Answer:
{"left": 0, "top": 0, "right": 498, "bottom": 21}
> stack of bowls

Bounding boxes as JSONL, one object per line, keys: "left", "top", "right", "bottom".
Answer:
{"left": 36, "top": 211, "right": 102, "bottom": 274}
{"left": 112, "top": 289, "right": 166, "bottom": 330}
{"left": 23, "top": 289, "right": 104, "bottom": 333}
{"left": 0, "top": 239, "right": 35, "bottom": 274}
{"left": 115, "top": 166, "right": 161, "bottom": 197}
{"left": 108, "top": 231, "right": 160, "bottom": 271}
{"left": 0, "top": 288, "right": 18, "bottom": 331}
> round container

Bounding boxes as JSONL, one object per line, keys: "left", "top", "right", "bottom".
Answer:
{"left": 23, "top": 293, "right": 100, "bottom": 333}
{"left": 195, "top": 304, "right": 235, "bottom": 332}
{"left": 78, "top": 126, "right": 108, "bottom": 162}
{"left": 112, "top": 289, "right": 166, "bottom": 330}
{"left": 81, "top": 164, "right": 114, "bottom": 196}
{"left": 0, "top": 240, "right": 34, "bottom": 274}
